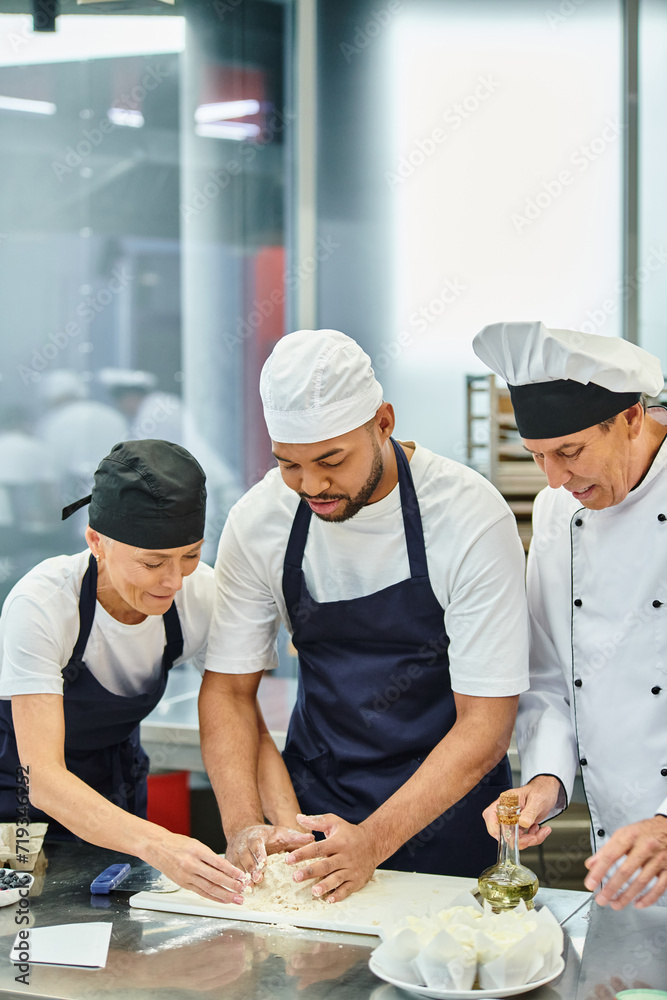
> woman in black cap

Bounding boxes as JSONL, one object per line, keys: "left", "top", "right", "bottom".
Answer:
{"left": 0, "top": 440, "right": 301, "bottom": 902}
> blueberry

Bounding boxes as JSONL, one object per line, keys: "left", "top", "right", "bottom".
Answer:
{"left": 0, "top": 869, "right": 31, "bottom": 890}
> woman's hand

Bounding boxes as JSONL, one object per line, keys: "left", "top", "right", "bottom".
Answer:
{"left": 145, "top": 832, "right": 249, "bottom": 903}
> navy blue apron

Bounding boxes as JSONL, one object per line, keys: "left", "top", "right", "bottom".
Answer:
{"left": 282, "top": 438, "right": 511, "bottom": 877}
{"left": 0, "top": 554, "right": 183, "bottom": 838}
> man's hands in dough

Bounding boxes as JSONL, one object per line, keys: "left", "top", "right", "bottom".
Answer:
{"left": 482, "top": 775, "right": 561, "bottom": 849}
{"left": 285, "top": 813, "right": 381, "bottom": 903}
{"left": 225, "top": 824, "right": 314, "bottom": 886}
{"left": 584, "top": 815, "right": 667, "bottom": 909}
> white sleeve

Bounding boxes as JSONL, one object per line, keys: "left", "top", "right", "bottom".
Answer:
{"left": 204, "top": 513, "right": 281, "bottom": 675}
{"left": 179, "top": 565, "right": 215, "bottom": 677}
{"left": 446, "top": 514, "right": 530, "bottom": 697}
{"left": 188, "top": 642, "right": 207, "bottom": 676}
{"left": 516, "top": 541, "right": 580, "bottom": 812}
{"left": 0, "top": 595, "right": 72, "bottom": 697}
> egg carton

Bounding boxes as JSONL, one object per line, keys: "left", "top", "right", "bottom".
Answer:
{"left": 0, "top": 823, "right": 48, "bottom": 871}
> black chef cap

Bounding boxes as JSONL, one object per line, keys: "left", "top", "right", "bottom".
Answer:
{"left": 508, "top": 381, "right": 642, "bottom": 439}
{"left": 62, "top": 440, "right": 206, "bottom": 549}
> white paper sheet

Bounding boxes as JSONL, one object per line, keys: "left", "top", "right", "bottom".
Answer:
{"left": 10, "top": 922, "right": 112, "bottom": 968}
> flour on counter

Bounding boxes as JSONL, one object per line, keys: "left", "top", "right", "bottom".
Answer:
{"left": 244, "top": 853, "right": 329, "bottom": 912}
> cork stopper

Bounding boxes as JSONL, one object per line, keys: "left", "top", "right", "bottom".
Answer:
{"left": 499, "top": 790, "right": 519, "bottom": 808}
{"left": 497, "top": 789, "right": 520, "bottom": 825}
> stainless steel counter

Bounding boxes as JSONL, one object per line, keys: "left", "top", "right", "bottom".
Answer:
{"left": 140, "top": 666, "right": 297, "bottom": 772}
{"left": 1, "top": 841, "right": 664, "bottom": 1000}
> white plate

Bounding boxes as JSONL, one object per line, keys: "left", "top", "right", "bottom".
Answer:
{"left": 0, "top": 870, "right": 34, "bottom": 908}
{"left": 368, "top": 955, "right": 565, "bottom": 999}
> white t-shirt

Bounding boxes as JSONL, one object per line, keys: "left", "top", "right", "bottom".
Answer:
{"left": 0, "top": 551, "right": 214, "bottom": 699}
{"left": 206, "top": 443, "right": 529, "bottom": 697}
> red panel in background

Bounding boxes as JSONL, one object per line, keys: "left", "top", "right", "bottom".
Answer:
{"left": 243, "top": 245, "right": 285, "bottom": 485}
{"left": 147, "top": 770, "right": 191, "bottom": 836}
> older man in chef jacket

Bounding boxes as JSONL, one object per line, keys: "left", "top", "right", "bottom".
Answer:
{"left": 475, "top": 320, "right": 667, "bottom": 910}
{"left": 200, "top": 329, "right": 530, "bottom": 902}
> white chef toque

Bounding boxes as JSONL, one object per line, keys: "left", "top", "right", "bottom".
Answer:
{"left": 260, "top": 330, "right": 384, "bottom": 444}
{"left": 473, "top": 321, "right": 664, "bottom": 439}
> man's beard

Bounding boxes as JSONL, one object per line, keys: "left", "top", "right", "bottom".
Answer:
{"left": 301, "top": 438, "right": 385, "bottom": 523}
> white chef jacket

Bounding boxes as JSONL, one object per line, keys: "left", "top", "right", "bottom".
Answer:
{"left": 206, "top": 443, "right": 530, "bottom": 699}
{"left": 517, "top": 413, "right": 667, "bottom": 853}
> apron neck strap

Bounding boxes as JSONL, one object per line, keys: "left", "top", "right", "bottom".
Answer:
{"left": 63, "top": 553, "right": 98, "bottom": 679}
{"left": 391, "top": 439, "right": 429, "bottom": 579}
{"left": 64, "top": 553, "right": 184, "bottom": 682}
{"left": 161, "top": 602, "right": 184, "bottom": 670}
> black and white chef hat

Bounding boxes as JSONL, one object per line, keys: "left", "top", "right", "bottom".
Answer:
{"left": 473, "top": 321, "right": 664, "bottom": 439}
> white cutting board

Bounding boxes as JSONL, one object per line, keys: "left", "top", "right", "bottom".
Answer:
{"left": 129, "top": 870, "right": 477, "bottom": 936}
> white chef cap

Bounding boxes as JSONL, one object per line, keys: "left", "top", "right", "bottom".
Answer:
{"left": 473, "top": 321, "right": 664, "bottom": 438}
{"left": 260, "top": 330, "right": 384, "bottom": 444}
{"left": 39, "top": 369, "right": 88, "bottom": 404}
{"left": 98, "top": 368, "right": 158, "bottom": 392}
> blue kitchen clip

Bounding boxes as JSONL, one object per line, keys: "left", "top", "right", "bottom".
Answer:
{"left": 90, "top": 863, "right": 131, "bottom": 894}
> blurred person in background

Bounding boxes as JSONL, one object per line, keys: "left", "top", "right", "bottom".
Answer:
{"left": 0, "top": 405, "right": 60, "bottom": 603}
{"left": 36, "top": 370, "right": 127, "bottom": 543}
{"left": 100, "top": 368, "right": 243, "bottom": 562}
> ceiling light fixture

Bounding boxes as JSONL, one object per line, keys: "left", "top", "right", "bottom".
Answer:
{"left": 194, "top": 121, "right": 261, "bottom": 141}
{"left": 0, "top": 95, "right": 56, "bottom": 114}
{"left": 194, "top": 99, "right": 260, "bottom": 124}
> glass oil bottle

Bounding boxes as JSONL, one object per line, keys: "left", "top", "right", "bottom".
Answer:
{"left": 478, "top": 789, "right": 539, "bottom": 910}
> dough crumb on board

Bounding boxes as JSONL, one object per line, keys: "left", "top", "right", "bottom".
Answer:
{"left": 244, "top": 852, "right": 328, "bottom": 912}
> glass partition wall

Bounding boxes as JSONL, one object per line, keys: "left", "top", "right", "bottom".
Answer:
{"left": 0, "top": 0, "right": 291, "bottom": 606}
{"left": 0, "top": 0, "right": 665, "bottom": 601}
